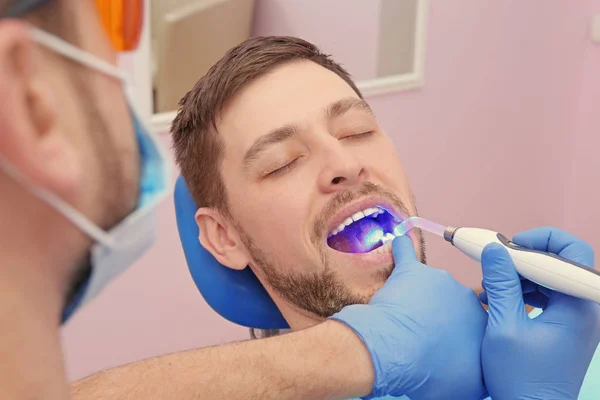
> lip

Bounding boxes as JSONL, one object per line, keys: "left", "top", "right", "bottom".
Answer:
{"left": 325, "top": 196, "right": 406, "bottom": 238}
{"left": 326, "top": 229, "right": 418, "bottom": 271}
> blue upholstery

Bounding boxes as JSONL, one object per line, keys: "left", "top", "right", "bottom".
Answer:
{"left": 174, "top": 176, "right": 289, "bottom": 329}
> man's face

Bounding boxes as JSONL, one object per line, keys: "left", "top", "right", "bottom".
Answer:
{"left": 213, "top": 60, "right": 423, "bottom": 325}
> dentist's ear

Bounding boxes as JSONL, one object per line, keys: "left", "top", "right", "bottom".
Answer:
{"left": 195, "top": 208, "right": 251, "bottom": 270}
{"left": 0, "top": 20, "right": 79, "bottom": 198}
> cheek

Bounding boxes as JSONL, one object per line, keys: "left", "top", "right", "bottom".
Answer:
{"left": 236, "top": 206, "right": 314, "bottom": 269}
{"left": 367, "top": 140, "right": 410, "bottom": 182}
{"left": 230, "top": 187, "right": 306, "bottom": 245}
{"left": 365, "top": 139, "right": 417, "bottom": 211}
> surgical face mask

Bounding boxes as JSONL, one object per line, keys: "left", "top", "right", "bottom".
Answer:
{"left": 0, "top": 27, "right": 171, "bottom": 323}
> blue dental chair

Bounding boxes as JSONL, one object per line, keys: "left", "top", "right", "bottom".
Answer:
{"left": 174, "top": 176, "right": 289, "bottom": 330}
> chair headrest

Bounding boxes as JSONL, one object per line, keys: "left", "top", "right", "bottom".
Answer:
{"left": 174, "top": 176, "right": 289, "bottom": 329}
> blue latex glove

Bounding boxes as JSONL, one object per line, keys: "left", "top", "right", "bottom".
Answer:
{"left": 332, "top": 235, "right": 488, "bottom": 400}
{"left": 479, "top": 227, "right": 600, "bottom": 400}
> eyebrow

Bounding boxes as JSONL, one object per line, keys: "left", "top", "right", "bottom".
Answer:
{"left": 242, "top": 97, "right": 373, "bottom": 170}
{"left": 326, "top": 97, "right": 374, "bottom": 119}
{"left": 243, "top": 124, "right": 300, "bottom": 170}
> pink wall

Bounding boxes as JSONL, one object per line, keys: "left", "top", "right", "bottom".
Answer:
{"left": 251, "top": 0, "right": 381, "bottom": 80}
{"left": 369, "top": 1, "right": 597, "bottom": 288}
{"left": 566, "top": 1, "right": 600, "bottom": 252}
{"left": 61, "top": 1, "right": 600, "bottom": 381}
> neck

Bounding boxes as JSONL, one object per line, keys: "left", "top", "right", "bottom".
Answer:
{"left": 0, "top": 254, "right": 70, "bottom": 399}
{"left": 264, "top": 290, "right": 324, "bottom": 330}
{"left": 0, "top": 178, "right": 83, "bottom": 400}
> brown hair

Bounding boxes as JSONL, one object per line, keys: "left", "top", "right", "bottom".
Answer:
{"left": 171, "top": 36, "right": 363, "bottom": 216}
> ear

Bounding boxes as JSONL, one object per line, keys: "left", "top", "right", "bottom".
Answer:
{"left": 0, "top": 21, "right": 80, "bottom": 198}
{"left": 196, "top": 208, "right": 250, "bottom": 270}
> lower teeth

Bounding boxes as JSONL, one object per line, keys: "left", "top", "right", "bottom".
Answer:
{"left": 370, "top": 240, "right": 393, "bottom": 254}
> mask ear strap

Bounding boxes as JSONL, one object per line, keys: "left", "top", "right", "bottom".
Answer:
{"left": 0, "top": 156, "right": 114, "bottom": 247}
{"left": 29, "top": 26, "right": 130, "bottom": 83}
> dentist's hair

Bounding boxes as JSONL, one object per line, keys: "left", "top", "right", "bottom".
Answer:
{"left": 171, "top": 36, "right": 362, "bottom": 216}
{"left": 1, "top": 1, "right": 72, "bottom": 36}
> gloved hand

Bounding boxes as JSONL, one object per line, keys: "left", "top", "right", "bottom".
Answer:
{"left": 479, "top": 227, "right": 600, "bottom": 400}
{"left": 332, "top": 235, "right": 488, "bottom": 400}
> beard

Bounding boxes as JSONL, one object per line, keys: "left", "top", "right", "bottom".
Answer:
{"left": 241, "top": 233, "right": 373, "bottom": 318}
{"left": 61, "top": 69, "right": 138, "bottom": 315}
{"left": 82, "top": 90, "right": 137, "bottom": 231}
{"left": 236, "top": 182, "right": 427, "bottom": 319}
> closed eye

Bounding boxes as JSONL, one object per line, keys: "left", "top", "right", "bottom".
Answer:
{"left": 340, "top": 131, "right": 374, "bottom": 141}
{"left": 266, "top": 158, "right": 299, "bottom": 177}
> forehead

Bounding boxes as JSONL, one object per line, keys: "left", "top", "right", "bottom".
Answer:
{"left": 217, "top": 60, "right": 361, "bottom": 157}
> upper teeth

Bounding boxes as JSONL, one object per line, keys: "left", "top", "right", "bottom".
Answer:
{"left": 329, "top": 207, "right": 385, "bottom": 237}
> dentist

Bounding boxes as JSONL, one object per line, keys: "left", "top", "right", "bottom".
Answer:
{"left": 0, "top": 1, "right": 598, "bottom": 400}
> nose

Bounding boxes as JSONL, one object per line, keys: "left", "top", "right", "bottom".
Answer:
{"left": 317, "top": 141, "right": 368, "bottom": 194}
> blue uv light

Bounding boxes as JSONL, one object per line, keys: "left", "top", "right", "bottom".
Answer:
{"left": 392, "top": 216, "right": 421, "bottom": 237}
{"left": 393, "top": 223, "right": 406, "bottom": 237}
{"left": 361, "top": 227, "right": 385, "bottom": 249}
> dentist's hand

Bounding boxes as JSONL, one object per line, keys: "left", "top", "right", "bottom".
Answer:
{"left": 332, "top": 235, "right": 488, "bottom": 400}
{"left": 479, "top": 227, "right": 600, "bottom": 400}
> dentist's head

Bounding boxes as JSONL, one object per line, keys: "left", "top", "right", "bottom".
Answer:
{"left": 172, "top": 36, "right": 424, "bottom": 329}
{"left": 0, "top": 0, "right": 167, "bottom": 331}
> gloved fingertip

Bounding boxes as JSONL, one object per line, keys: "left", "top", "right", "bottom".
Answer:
{"left": 391, "top": 234, "right": 417, "bottom": 265}
{"left": 481, "top": 242, "right": 526, "bottom": 320}
{"left": 482, "top": 242, "right": 508, "bottom": 256}
{"left": 481, "top": 243, "right": 515, "bottom": 279}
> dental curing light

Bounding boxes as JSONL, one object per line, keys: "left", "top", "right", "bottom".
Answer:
{"left": 393, "top": 217, "right": 600, "bottom": 305}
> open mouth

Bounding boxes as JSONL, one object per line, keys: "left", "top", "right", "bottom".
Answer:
{"left": 326, "top": 206, "right": 401, "bottom": 254}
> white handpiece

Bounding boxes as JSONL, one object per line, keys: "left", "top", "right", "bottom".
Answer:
{"left": 445, "top": 227, "right": 600, "bottom": 304}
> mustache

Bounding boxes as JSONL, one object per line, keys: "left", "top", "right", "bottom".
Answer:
{"left": 311, "top": 182, "right": 413, "bottom": 245}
